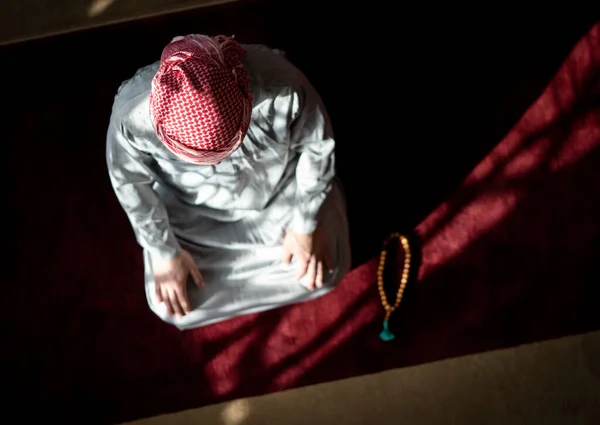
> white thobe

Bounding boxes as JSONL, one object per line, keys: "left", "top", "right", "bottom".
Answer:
{"left": 106, "top": 44, "right": 350, "bottom": 329}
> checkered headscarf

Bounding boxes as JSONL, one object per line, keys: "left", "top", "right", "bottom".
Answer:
{"left": 149, "top": 34, "right": 252, "bottom": 164}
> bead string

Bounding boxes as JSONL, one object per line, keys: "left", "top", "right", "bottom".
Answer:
{"left": 377, "top": 233, "right": 411, "bottom": 341}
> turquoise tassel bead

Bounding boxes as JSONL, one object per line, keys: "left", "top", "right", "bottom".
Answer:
{"left": 379, "top": 320, "right": 395, "bottom": 341}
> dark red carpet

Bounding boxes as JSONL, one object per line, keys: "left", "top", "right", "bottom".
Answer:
{"left": 2, "top": 4, "right": 600, "bottom": 424}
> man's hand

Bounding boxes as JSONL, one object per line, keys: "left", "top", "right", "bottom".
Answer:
{"left": 152, "top": 249, "right": 203, "bottom": 318}
{"left": 282, "top": 227, "right": 331, "bottom": 290}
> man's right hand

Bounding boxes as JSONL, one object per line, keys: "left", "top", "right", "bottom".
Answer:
{"left": 152, "top": 249, "right": 204, "bottom": 318}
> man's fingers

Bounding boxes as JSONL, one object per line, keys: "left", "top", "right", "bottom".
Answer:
{"left": 190, "top": 266, "right": 204, "bottom": 289}
{"left": 176, "top": 285, "right": 191, "bottom": 314}
{"left": 155, "top": 280, "right": 163, "bottom": 303}
{"left": 282, "top": 246, "right": 293, "bottom": 265}
{"left": 163, "top": 288, "right": 174, "bottom": 317}
{"left": 305, "top": 255, "right": 317, "bottom": 290}
{"left": 294, "top": 255, "right": 310, "bottom": 281}
{"left": 168, "top": 289, "right": 184, "bottom": 319}
{"left": 316, "top": 260, "right": 324, "bottom": 289}
{"left": 183, "top": 254, "right": 204, "bottom": 289}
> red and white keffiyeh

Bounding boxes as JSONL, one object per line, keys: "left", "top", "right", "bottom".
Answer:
{"left": 149, "top": 34, "right": 252, "bottom": 164}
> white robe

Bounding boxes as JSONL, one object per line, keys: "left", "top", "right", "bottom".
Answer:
{"left": 106, "top": 44, "right": 351, "bottom": 329}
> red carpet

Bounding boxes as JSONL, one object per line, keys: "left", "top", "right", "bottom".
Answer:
{"left": 3, "top": 8, "right": 600, "bottom": 425}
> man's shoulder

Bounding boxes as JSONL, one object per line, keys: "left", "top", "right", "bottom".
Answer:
{"left": 110, "top": 62, "right": 158, "bottom": 132}
{"left": 108, "top": 62, "right": 163, "bottom": 154}
{"left": 242, "top": 44, "right": 306, "bottom": 98}
{"left": 242, "top": 44, "right": 310, "bottom": 122}
{"left": 113, "top": 62, "right": 158, "bottom": 111}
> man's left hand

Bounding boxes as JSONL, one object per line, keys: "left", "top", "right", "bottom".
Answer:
{"left": 282, "top": 227, "right": 331, "bottom": 290}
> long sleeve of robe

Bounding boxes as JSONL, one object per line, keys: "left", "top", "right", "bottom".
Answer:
{"left": 288, "top": 80, "right": 335, "bottom": 234}
{"left": 107, "top": 117, "right": 182, "bottom": 261}
{"left": 106, "top": 44, "right": 350, "bottom": 329}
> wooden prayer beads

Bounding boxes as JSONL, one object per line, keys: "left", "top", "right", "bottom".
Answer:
{"left": 377, "top": 233, "right": 411, "bottom": 341}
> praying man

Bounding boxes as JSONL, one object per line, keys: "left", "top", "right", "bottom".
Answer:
{"left": 107, "top": 34, "right": 350, "bottom": 329}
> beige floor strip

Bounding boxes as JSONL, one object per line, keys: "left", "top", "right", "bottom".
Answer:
{"left": 122, "top": 331, "right": 600, "bottom": 425}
